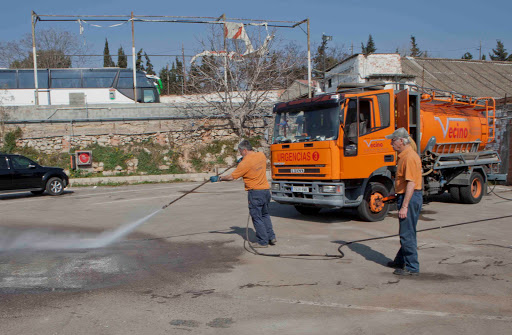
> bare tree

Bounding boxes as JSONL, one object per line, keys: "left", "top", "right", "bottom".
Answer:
{"left": 187, "top": 24, "right": 301, "bottom": 136}
{"left": 0, "top": 28, "right": 88, "bottom": 68}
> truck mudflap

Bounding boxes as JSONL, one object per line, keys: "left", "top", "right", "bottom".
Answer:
{"left": 271, "top": 180, "right": 345, "bottom": 208}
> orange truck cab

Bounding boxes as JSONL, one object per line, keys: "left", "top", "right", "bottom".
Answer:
{"left": 270, "top": 85, "right": 506, "bottom": 221}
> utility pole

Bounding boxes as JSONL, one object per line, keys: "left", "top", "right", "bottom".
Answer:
{"left": 307, "top": 18, "right": 311, "bottom": 98}
{"left": 479, "top": 41, "right": 482, "bottom": 60}
{"left": 182, "top": 43, "right": 186, "bottom": 95}
{"left": 322, "top": 34, "right": 332, "bottom": 92}
{"left": 166, "top": 64, "right": 170, "bottom": 95}
{"left": 221, "top": 14, "right": 228, "bottom": 102}
{"left": 351, "top": 42, "right": 354, "bottom": 56}
{"left": 31, "top": 11, "right": 39, "bottom": 106}
{"left": 131, "top": 12, "right": 137, "bottom": 103}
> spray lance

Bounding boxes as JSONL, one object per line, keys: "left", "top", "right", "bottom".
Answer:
{"left": 161, "top": 161, "right": 239, "bottom": 210}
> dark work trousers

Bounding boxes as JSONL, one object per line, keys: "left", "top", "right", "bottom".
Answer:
{"left": 394, "top": 191, "right": 423, "bottom": 272}
{"left": 248, "top": 189, "right": 275, "bottom": 246}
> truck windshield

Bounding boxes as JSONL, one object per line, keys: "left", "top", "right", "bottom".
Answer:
{"left": 273, "top": 106, "right": 339, "bottom": 143}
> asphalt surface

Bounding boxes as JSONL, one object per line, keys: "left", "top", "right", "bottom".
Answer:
{"left": 0, "top": 181, "right": 511, "bottom": 334}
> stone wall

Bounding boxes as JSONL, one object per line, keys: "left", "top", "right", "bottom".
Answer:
{"left": 1, "top": 116, "right": 272, "bottom": 154}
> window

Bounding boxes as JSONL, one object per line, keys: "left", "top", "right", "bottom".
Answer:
{"left": 358, "top": 99, "right": 373, "bottom": 135}
{"left": 377, "top": 93, "right": 390, "bottom": 127}
{"left": 83, "top": 70, "right": 117, "bottom": 88}
{"left": 50, "top": 70, "right": 82, "bottom": 88}
{"left": 136, "top": 74, "right": 154, "bottom": 88}
{"left": 143, "top": 89, "right": 156, "bottom": 102}
{"left": 0, "top": 157, "right": 9, "bottom": 170}
{"left": 10, "top": 156, "right": 35, "bottom": 169}
{"left": 18, "top": 70, "right": 49, "bottom": 89}
{"left": 117, "top": 72, "right": 134, "bottom": 88}
{"left": 328, "top": 79, "right": 332, "bottom": 88}
{"left": 0, "top": 71, "right": 16, "bottom": 89}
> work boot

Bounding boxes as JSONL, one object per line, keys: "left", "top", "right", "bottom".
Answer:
{"left": 269, "top": 239, "right": 277, "bottom": 246}
{"left": 249, "top": 242, "right": 268, "bottom": 248}
{"left": 386, "top": 261, "right": 405, "bottom": 269}
{"left": 393, "top": 268, "right": 419, "bottom": 276}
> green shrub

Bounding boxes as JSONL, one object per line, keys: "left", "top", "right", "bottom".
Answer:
{"left": 2, "top": 127, "right": 22, "bottom": 153}
{"left": 84, "top": 144, "right": 133, "bottom": 170}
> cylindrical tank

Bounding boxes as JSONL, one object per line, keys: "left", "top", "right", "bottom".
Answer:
{"left": 419, "top": 101, "right": 489, "bottom": 153}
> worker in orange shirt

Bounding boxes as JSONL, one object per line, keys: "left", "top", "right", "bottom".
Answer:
{"left": 385, "top": 128, "right": 423, "bottom": 276}
{"left": 210, "top": 140, "right": 276, "bottom": 248}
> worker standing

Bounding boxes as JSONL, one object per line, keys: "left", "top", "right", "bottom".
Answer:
{"left": 385, "top": 128, "right": 423, "bottom": 276}
{"left": 210, "top": 140, "right": 276, "bottom": 248}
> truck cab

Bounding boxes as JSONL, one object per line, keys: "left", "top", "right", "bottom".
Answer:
{"left": 271, "top": 89, "right": 398, "bottom": 221}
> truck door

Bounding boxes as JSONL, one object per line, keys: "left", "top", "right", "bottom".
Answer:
{"left": 395, "top": 89, "right": 409, "bottom": 132}
{"left": 342, "top": 90, "right": 395, "bottom": 178}
{"left": 0, "top": 156, "right": 13, "bottom": 190}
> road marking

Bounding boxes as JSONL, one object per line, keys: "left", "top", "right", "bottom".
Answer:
{"left": 91, "top": 194, "right": 182, "bottom": 205}
{"left": 249, "top": 297, "right": 512, "bottom": 322}
{"left": 0, "top": 185, "right": 197, "bottom": 205}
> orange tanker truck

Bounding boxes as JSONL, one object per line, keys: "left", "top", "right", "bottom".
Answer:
{"left": 270, "top": 85, "right": 506, "bottom": 221}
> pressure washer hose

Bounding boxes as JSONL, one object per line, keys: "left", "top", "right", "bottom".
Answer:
{"left": 159, "top": 164, "right": 512, "bottom": 260}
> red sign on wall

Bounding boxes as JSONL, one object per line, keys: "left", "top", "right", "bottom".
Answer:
{"left": 75, "top": 151, "right": 92, "bottom": 166}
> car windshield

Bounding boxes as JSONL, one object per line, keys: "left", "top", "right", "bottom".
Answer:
{"left": 273, "top": 106, "right": 340, "bottom": 143}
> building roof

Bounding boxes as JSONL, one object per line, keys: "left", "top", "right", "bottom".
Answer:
{"left": 401, "top": 57, "right": 512, "bottom": 98}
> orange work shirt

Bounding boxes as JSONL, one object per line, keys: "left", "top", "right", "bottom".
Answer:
{"left": 395, "top": 145, "right": 422, "bottom": 194}
{"left": 231, "top": 151, "right": 269, "bottom": 191}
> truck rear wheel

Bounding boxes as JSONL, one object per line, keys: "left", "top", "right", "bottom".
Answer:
{"left": 294, "top": 205, "right": 322, "bottom": 215}
{"left": 449, "top": 186, "right": 461, "bottom": 203}
{"left": 357, "top": 182, "right": 390, "bottom": 222}
{"left": 459, "top": 172, "right": 484, "bottom": 204}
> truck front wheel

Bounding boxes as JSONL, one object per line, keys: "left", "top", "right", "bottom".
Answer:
{"left": 459, "top": 172, "right": 484, "bottom": 204}
{"left": 357, "top": 182, "right": 390, "bottom": 222}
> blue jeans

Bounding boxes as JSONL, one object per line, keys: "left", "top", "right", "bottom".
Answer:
{"left": 248, "top": 189, "right": 275, "bottom": 246}
{"left": 394, "top": 191, "right": 422, "bottom": 272}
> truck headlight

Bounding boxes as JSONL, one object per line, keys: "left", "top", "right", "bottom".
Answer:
{"left": 272, "top": 183, "right": 280, "bottom": 191}
{"left": 321, "top": 185, "right": 337, "bottom": 193}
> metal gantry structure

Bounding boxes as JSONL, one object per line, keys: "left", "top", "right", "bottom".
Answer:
{"left": 30, "top": 11, "right": 312, "bottom": 106}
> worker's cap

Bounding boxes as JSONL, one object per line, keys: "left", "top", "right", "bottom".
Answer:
{"left": 385, "top": 127, "right": 409, "bottom": 140}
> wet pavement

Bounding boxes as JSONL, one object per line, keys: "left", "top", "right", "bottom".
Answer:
{"left": 0, "top": 182, "right": 511, "bottom": 334}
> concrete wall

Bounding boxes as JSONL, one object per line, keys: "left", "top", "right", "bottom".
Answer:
{"left": 325, "top": 54, "right": 402, "bottom": 93}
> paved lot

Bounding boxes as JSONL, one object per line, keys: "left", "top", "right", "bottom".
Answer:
{"left": 0, "top": 181, "right": 511, "bottom": 334}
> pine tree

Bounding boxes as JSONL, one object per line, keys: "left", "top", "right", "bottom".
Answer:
{"left": 103, "top": 39, "right": 115, "bottom": 67}
{"left": 361, "top": 34, "right": 376, "bottom": 56}
{"left": 410, "top": 36, "right": 422, "bottom": 57}
{"left": 136, "top": 49, "right": 144, "bottom": 71}
{"left": 159, "top": 66, "right": 171, "bottom": 95}
{"left": 462, "top": 52, "right": 473, "bottom": 60}
{"left": 489, "top": 40, "right": 510, "bottom": 61}
{"left": 117, "top": 46, "right": 127, "bottom": 68}
{"left": 144, "top": 52, "right": 155, "bottom": 75}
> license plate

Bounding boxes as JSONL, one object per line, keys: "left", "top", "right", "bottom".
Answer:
{"left": 292, "top": 186, "right": 309, "bottom": 193}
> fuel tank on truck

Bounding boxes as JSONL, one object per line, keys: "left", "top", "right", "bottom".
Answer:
{"left": 419, "top": 100, "right": 490, "bottom": 153}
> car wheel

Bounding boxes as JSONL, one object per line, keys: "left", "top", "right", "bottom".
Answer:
{"left": 31, "top": 190, "right": 45, "bottom": 195}
{"left": 460, "top": 172, "right": 484, "bottom": 204}
{"left": 46, "top": 177, "right": 64, "bottom": 196}
{"left": 357, "top": 182, "right": 390, "bottom": 222}
{"left": 294, "top": 205, "right": 322, "bottom": 215}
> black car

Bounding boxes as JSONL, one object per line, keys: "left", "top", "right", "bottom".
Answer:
{"left": 0, "top": 153, "right": 69, "bottom": 196}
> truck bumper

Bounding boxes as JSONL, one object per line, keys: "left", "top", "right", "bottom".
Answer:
{"left": 271, "top": 180, "right": 345, "bottom": 208}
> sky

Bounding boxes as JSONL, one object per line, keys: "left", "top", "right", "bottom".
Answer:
{"left": 1, "top": 0, "right": 511, "bottom": 72}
